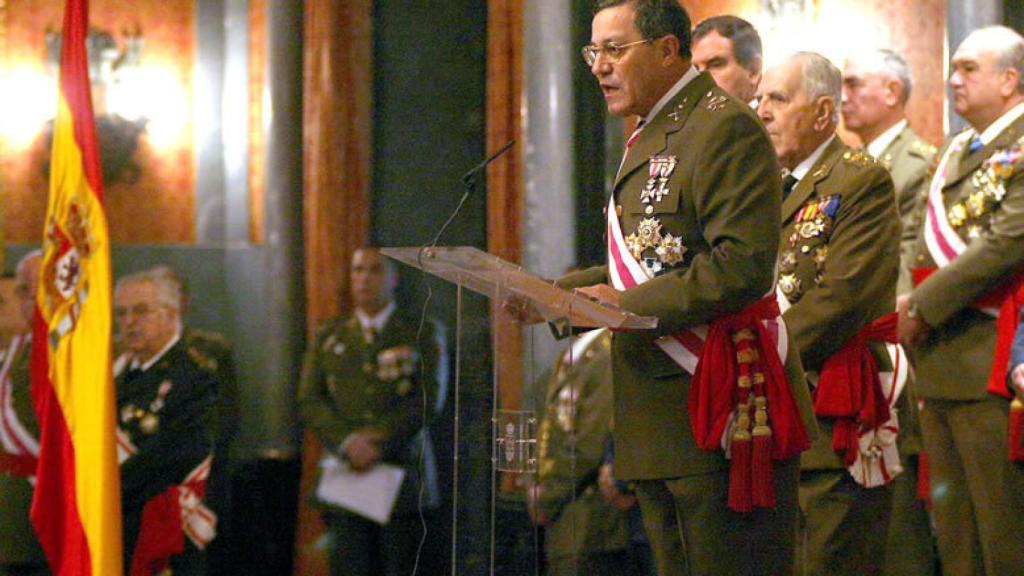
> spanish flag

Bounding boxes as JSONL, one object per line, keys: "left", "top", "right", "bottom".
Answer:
{"left": 30, "top": 0, "right": 123, "bottom": 574}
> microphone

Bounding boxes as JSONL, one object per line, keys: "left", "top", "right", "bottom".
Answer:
{"left": 427, "top": 140, "right": 515, "bottom": 248}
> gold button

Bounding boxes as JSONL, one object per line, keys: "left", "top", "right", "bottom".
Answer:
{"left": 645, "top": 205, "right": 654, "bottom": 214}
{"left": 363, "top": 363, "right": 373, "bottom": 374}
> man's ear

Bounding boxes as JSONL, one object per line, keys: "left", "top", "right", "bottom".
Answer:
{"left": 658, "top": 34, "right": 681, "bottom": 65}
{"left": 814, "top": 96, "right": 836, "bottom": 132}
{"left": 1001, "top": 67, "right": 1021, "bottom": 99}
{"left": 885, "top": 78, "right": 903, "bottom": 107}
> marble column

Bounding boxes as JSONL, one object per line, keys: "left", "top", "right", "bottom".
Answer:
{"left": 522, "top": 0, "right": 575, "bottom": 398}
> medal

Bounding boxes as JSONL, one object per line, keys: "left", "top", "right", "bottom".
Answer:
{"left": 655, "top": 233, "right": 686, "bottom": 266}
{"left": 779, "top": 274, "right": 802, "bottom": 299}
{"left": 140, "top": 413, "right": 159, "bottom": 435}
{"left": 396, "top": 379, "right": 412, "bottom": 396}
{"left": 779, "top": 251, "right": 797, "bottom": 273}
{"left": 121, "top": 404, "right": 137, "bottom": 424}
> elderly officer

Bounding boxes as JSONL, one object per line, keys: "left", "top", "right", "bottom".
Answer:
{"left": 691, "top": 15, "right": 763, "bottom": 106}
{"left": 115, "top": 268, "right": 219, "bottom": 576}
{"left": 843, "top": 48, "right": 938, "bottom": 294}
{"left": 841, "top": 48, "right": 938, "bottom": 576}
{"left": 298, "top": 247, "right": 443, "bottom": 576}
{"left": 0, "top": 251, "right": 48, "bottom": 576}
{"left": 556, "top": 1, "right": 817, "bottom": 574}
{"left": 758, "top": 52, "right": 901, "bottom": 576}
{"left": 899, "top": 25, "right": 1024, "bottom": 575}
{"left": 528, "top": 329, "right": 633, "bottom": 575}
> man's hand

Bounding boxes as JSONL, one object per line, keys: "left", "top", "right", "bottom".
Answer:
{"left": 526, "top": 483, "right": 550, "bottom": 526}
{"left": 897, "top": 294, "right": 930, "bottom": 349}
{"left": 598, "top": 463, "right": 636, "bottom": 511}
{"left": 1011, "top": 364, "right": 1024, "bottom": 401}
{"left": 577, "top": 284, "right": 622, "bottom": 308}
{"left": 503, "top": 295, "right": 545, "bottom": 325}
{"left": 345, "top": 430, "right": 385, "bottom": 471}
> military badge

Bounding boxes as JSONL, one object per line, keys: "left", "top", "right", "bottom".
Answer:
{"left": 949, "top": 141, "right": 1022, "bottom": 236}
{"left": 813, "top": 246, "right": 828, "bottom": 270}
{"left": 779, "top": 274, "right": 802, "bottom": 300}
{"left": 705, "top": 93, "right": 728, "bottom": 111}
{"left": 641, "top": 156, "right": 678, "bottom": 204}
{"left": 333, "top": 342, "right": 346, "bottom": 356}
{"left": 376, "top": 345, "right": 417, "bottom": 381}
{"left": 779, "top": 251, "right": 797, "bottom": 273}
{"left": 140, "top": 413, "right": 159, "bottom": 435}
{"left": 655, "top": 233, "right": 686, "bottom": 266}
{"left": 396, "top": 378, "right": 412, "bottom": 396}
{"left": 121, "top": 403, "right": 138, "bottom": 424}
{"left": 556, "top": 386, "right": 576, "bottom": 432}
{"left": 625, "top": 218, "right": 663, "bottom": 260}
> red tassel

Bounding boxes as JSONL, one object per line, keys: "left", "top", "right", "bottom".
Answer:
{"left": 916, "top": 452, "right": 932, "bottom": 511}
{"left": 729, "top": 435, "right": 753, "bottom": 513}
{"left": 751, "top": 432, "right": 775, "bottom": 507}
{"left": 1010, "top": 398, "right": 1024, "bottom": 462}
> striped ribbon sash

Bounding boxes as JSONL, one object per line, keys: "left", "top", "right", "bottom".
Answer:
{"left": 0, "top": 335, "right": 39, "bottom": 477}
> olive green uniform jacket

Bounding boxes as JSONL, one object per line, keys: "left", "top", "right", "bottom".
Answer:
{"left": 558, "top": 71, "right": 817, "bottom": 481}
{"left": 778, "top": 137, "right": 901, "bottom": 470}
{"left": 298, "top": 312, "right": 441, "bottom": 515}
{"left": 910, "top": 115, "right": 1024, "bottom": 400}
{"left": 876, "top": 126, "right": 937, "bottom": 297}
{"left": 0, "top": 335, "right": 47, "bottom": 568}
{"left": 535, "top": 329, "right": 629, "bottom": 563}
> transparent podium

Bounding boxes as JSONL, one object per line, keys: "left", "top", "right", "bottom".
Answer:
{"left": 383, "top": 246, "right": 656, "bottom": 572}
{"left": 383, "top": 245, "right": 656, "bottom": 470}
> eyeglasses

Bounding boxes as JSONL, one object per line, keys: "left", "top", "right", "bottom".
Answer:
{"left": 580, "top": 38, "right": 653, "bottom": 66}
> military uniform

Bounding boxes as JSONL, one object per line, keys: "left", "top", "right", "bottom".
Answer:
{"left": 873, "top": 124, "right": 938, "bottom": 296}
{"left": 183, "top": 328, "right": 238, "bottom": 576}
{"left": 776, "top": 137, "right": 901, "bottom": 576}
{"left": 558, "top": 70, "right": 817, "bottom": 576}
{"left": 534, "top": 329, "right": 630, "bottom": 576}
{"left": 869, "top": 124, "right": 938, "bottom": 576}
{"left": 0, "top": 335, "right": 48, "bottom": 576}
{"left": 118, "top": 337, "right": 219, "bottom": 576}
{"left": 907, "top": 108, "right": 1024, "bottom": 575}
{"left": 298, "top": 309, "right": 441, "bottom": 576}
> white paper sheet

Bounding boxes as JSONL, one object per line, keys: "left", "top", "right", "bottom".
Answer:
{"left": 315, "top": 455, "right": 405, "bottom": 525}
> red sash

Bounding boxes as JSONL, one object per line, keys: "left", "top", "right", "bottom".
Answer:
{"left": 130, "top": 456, "right": 216, "bottom": 576}
{"left": 815, "top": 313, "right": 897, "bottom": 466}
{"left": 913, "top": 267, "right": 1024, "bottom": 399}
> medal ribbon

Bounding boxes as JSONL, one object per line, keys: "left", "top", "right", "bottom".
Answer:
{"left": 923, "top": 132, "right": 973, "bottom": 267}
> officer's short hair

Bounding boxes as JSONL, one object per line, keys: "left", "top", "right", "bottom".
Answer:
{"left": 965, "top": 26, "right": 1024, "bottom": 94}
{"left": 851, "top": 49, "right": 913, "bottom": 105}
{"left": 15, "top": 250, "right": 42, "bottom": 280}
{"left": 594, "top": 0, "right": 692, "bottom": 58}
{"left": 794, "top": 52, "right": 842, "bottom": 123}
{"left": 692, "top": 15, "right": 762, "bottom": 74}
{"left": 116, "top": 269, "right": 182, "bottom": 313}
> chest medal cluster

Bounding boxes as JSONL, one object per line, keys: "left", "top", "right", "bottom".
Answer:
{"left": 121, "top": 379, "right": 173, "bottom": 435}
{"left": 623, "top": 155, "right": 687, "bottom": 274}
{"left": 778, "top": 194, "right": 841, "bottom": 301}
{"left": 948, "top": 142, "right": 1022, "bottom": 240}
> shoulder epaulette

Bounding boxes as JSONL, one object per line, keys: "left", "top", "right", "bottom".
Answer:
{"left": 910, "top": 139, "right": 937, "bottom": 157}
{"left": 703, "top": 92, "right": 729, "bottom": 112}
{"left": 186, "top": 345, "right": 219, "bottom": 373}
{"left": 842, "top": 149, "right": 878, "bottom": 168}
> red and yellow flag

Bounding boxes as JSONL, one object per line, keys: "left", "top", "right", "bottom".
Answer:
{"left": 30, "top": 0, "right": 123, "bottom": 574}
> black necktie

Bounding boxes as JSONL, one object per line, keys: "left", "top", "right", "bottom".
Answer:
{"left": 782, "top": 174, "right": 799, "bottom": 200}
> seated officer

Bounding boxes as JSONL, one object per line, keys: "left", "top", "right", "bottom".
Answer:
{"left": 528, "top": 328, "right": 633, "bottom": 576}
{"left": 114, "top": 269, "right": 219, "bottom": 576}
